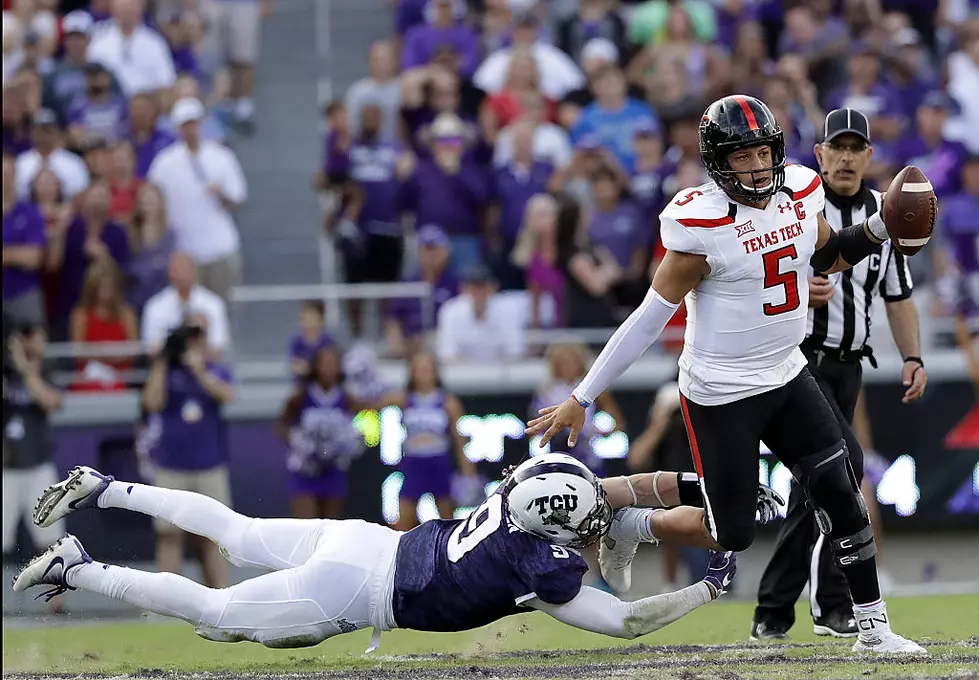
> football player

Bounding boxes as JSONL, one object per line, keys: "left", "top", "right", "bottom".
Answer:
{"left": 14, "top": 455, "right": 774, "bottom": 647}
{"left": 527, "top": 95, "right": 927, "bottom": 655}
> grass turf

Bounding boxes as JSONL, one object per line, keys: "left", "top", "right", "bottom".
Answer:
{"left": 3, "top": 595, "right": 978, "bottom": 679}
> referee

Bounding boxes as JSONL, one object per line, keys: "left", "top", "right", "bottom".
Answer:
{"left": 751, "top": 109, "right": 929, "bottom": 640}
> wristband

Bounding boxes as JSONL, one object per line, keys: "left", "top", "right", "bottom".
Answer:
{"left": 867, "top": 211, "right": 888, "bottom": 242}
{"left": 904, "top": 356, "right": 924, "bottom": 368}
{"left": 571, "top": 393, "right": 592, "bottom": 410}
{"left": 651, "top": 471, "right": 666, "bottom": 507}
{"left": 622, "top": 475, "right": 638, "bottom": 507}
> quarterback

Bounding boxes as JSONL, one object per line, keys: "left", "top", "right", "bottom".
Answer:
{"left": 527, "top": 95, "right": 927, "bottom": 655}
{"left": 13, "top": 455, "right": 784, "bottom": 647}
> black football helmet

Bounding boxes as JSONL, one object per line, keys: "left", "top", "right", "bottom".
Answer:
{"left": 699, "top": 95, "right": 786, "bottom": 199}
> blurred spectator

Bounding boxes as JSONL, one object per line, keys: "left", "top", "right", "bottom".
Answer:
{"left": 199, "top": 0, "right": 272, "bottom": 133}
{"left": 2, "top": 0, "right": 58, "bottom": 74}
{"left": 554, "top": 191, "right": 619, "bottom": 328}
{"left": 81, "top": 137, "right": 112, "bottom": 182}
{"left": 3, "top": 152, "right": 46, "bottom": 325}
{"left": 825, "top": 43, "right": 903, "bottom": 132}
{"left": 2, "top": 79, "right": 34, "bottom": 156}
{"left": 165, "top": 74, "right": 228, "bottom": 143}
{"left": 141, "top": 310, "right": 234, "bottom": 588}
{"left": 288, "top": 299, "right": 335, "bottom": 381}
{"left": 661, "top": 156, "right": 709, "bottom": 213}
{"left": 634, "top": 59, "right": 700, "bottom": 132}
{"left": 884, "top": 27, "right": 938, "bottom": 121}
{"left": 510, "top": 193, "right": 563, "bottom": 330}
{"left": 107, "top": 140, "right": 140, "bottom": 224}
{"left": 556, "top": 0, "right": 629, "bottom": 65}
{"left": 629, "top": 0, "right": 717, "bottom": 46}
{"left": 401, "top": 65, "right": 479, "bottom": 154}
{"left": 729, "top": 20, "right": 775, "bottom": 99}
{"left": 399, "top": 112, "right": 489, "bottom": 273}
{"left": 936, "top": 155, "right": 979, "bottom": 319}
{"left": 158, "top": 9, "right": 201, "bottom": 80}
{"left": 345, "top": 40, "right": 402, "bottom": 140}
{"left": 763, "top": 77, "right": 818, "bottom": 168}
{"left": 278, "top": 345, "right": 361, "bottom": 519}
{"left": 480, "top": 47, "right": 555, "bottom": 138}
{"left": 436, "top": 264, "right": 525, "bottom": 362}
{"left": 531, "top": 341, "right": 624, "bottom": 473}
{"left": 29, "top": 167, "right": 71, "bottom": 236}
{"left": 896, "top": 92, "right": 969, "bottom": 198}
{"left": 69, "top": 259, "right": 137, "bottom": 392}
{"left": 385, "top": 224, "right": 459, "bottom": 358}
{"left": 571, "top": 66, "right": 658, "bottom": 169}
{"left": 627, "top": 4, "right": 730, "bottom": 104}
{"left": 342, "top": 342, "right": 391, "bottom": 403}
{"left": 15, "top": 108, "right": 89, "bottom": 199}
{"left": 776, "top": 2, "right": 847, "bottom": 78}
{"left": 402, "top": 0, "right": 481, "bottom": 79}
{"left": 87, "top": 0, "right": 177, "bottom": 98}
{"left": 1, "top": 322, "right": 64, "bottom": 597}
{"left": 41, "top": 10, "right": 118, "bottom": 122}
{"left": 378, "top": 351, "right": 476, "bottom": 529}
{"left": 47, "top": 182, "right": 130, "bottom": 337}
{"left": 148, "top": 97, "right": 246, "bottom": 306}
{"left": 488, "top": 120, "right": 554, "bottom": 289}
{"left": 628, "top": 120, "right": 666, "bottom": 224}
{"left": 127, "top": 92, "right": 176, "bottom": 178}
{"left": 945, "top": 21, "right": 979, "bottom": 153}
{"left": 492, "top": 90, "right": 572, "bottom": 170}
{"left": 586, "top": 164, "right": 648, "bottom": 301}
{"left": 65, "top": 63, "right": 128, "bottom": 147}
{"left": 127, "top": 182, "right": 176, "bottom": 312}
{"left": 141, "top": 252, "right": 230, "bottom": 354}
{"left": 562, "top": 134, "right": 608, "bottom": 212}
{"left": 474, "top": 13, "right": 585, "bottom": 101}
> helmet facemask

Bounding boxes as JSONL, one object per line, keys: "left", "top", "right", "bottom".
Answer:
{"left": 705, "top": 140, "right": 787, "bottom": 200}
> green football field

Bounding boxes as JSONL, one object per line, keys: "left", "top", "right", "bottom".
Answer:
{"left": 3, "top": 595, "right": 978, "bottom": 679}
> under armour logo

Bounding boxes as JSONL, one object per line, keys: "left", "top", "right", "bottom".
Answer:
{"left": 777, "top": 201, "right": 793, "bottom": 213}
{"left": 735, "top": 220, "right": 755, "bottom": 237}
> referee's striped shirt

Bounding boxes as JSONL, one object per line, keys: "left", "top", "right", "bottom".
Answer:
{"left": 807, "top": 184, "right": 913, "bottom": 352}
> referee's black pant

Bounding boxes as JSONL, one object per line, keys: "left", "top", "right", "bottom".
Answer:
{"left": 753, "top": 344, "right": 866, "bottom": 629}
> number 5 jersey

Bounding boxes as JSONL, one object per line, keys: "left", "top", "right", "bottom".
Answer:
{"left": 390, "top": 493, "right": 588, "bottom": 632}
{"left": 659, "top": 164, "right": 825, "bottom": 406}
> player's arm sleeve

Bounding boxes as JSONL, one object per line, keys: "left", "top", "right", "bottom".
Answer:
{"left": 880, "top": 248, "right": 913, "bottom": 302}
{"left": 528, "top": 582, "right": 714, "bottom": 639}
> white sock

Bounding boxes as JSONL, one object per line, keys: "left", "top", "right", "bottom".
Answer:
{"left": 637, "top": 508, "right": 663, "bottom": 543}
{"left": 853, "top": 599, "right": 890, "bottom": 637}
{"left": 67, "top": 561, "right": 230, "bottom": 626}
{"left": 98, "top": 481, "right": 245, "bottom": 548}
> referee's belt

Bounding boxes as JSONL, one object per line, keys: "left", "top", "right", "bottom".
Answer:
{"left": 801, "top": 340, "right": 878, "bottom": 368}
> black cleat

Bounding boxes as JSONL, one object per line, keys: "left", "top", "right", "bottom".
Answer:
{"left": 749, "top": 620, "right": 789, "bottom": 641}
{"left": 813, "top": 609, "right": 858, "bottom": 638}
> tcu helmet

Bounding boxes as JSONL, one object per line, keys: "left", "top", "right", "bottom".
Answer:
{"left": 699, "top": 95, "right": 786, "bottom": 199}
{"left": 501, "top": 453, "right": 612, "bottom": 548}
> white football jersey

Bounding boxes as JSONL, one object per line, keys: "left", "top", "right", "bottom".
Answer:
{"left": 660, "top": 164, "right": 825, "bottom": 406}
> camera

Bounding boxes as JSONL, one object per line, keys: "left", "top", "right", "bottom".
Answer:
{"left": 161, "top": 324, "right": 204, "bottom": 365}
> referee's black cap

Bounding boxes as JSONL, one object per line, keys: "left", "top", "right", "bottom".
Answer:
{"left": 823, "top": 108, "right": 871, "bottom": 145}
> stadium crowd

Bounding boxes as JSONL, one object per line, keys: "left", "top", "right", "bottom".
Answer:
{"left": 3, "top": 0, "right": 978, "bottom": 598}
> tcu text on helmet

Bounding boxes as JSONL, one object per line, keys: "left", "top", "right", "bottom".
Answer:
{"left": 531, "top": 494, "right": 579, "bottom": 516}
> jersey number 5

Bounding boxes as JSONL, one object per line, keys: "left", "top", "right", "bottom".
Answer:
{"left": 447, "top": 494, "right": 503, "bottom": 563}
{"left": 762, "top": 245, "right": 801, "bottom": 316}
{"left": 674, "top": 190, "right": 704, "bottom": 206}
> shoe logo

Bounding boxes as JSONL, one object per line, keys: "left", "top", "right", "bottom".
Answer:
{"left": 857, "top": 614, "right": 888, "bottom": 631}
{"left": 39, "top": 556, "right": 66, "bottom": 585}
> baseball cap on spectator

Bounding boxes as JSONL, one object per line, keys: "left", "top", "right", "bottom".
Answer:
{"left": 463, "top": 263, "right": 495, "bottom": 285}
{"left": 891, "top": 27, "right": 920, "bottom": 48}
{"left": 919, "top": 90, "right": 952, "bottom": 111}
{"left": 171, "top": 97, "right": 205, "bottom": 126}
{"left": 634, "top": 119, "right": 659, "bottom": 138}
{"left": 575, "top": 134, "right": 603, "bottom": 152}
{"left": 63, "top": 10, "right": 94, "bottom": 36}
{"left": 581, "top": 38, "right": 619, "bottom": 67}
{"left": 431, "top": 112, "right": 464, "bottom": 144}
{"left": 33, "top": 108, "right": 58, "bottom": 127}
{"left": 418, "top": 224, "right": 450, "bottom": 249}
{"left": 849, "top": 39, "right": 877, "bottom": 57}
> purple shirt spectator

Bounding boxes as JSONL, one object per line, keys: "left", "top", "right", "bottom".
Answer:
{"left": 387, "top": 269, "right": 460, "bottom": 337}
{"left": 127, "top": 229, "right": 177, "bottom": 311}
{"left": 402, "top": 24, "right": 482, "bottom": 78}
{"left": 2, "top": 127, "right": 33, "bottom": 156}
{"left": 155, "top": 362, "right": 233, "bottom": 471}
{"left": 396, "top": 0, "right": 427, "bottom": 35}
{"left": 67, "top": 95, "right": 129, "bottom": 143}
{"left": 400, "top": 156, "right": 488, "bottom": 236}
{"left": 288, "top": 331, "right": 336, "bottom": 366}
{"left": 941, "top": 190, "right": 979, "bottom": 276}
{"left": 825, "top": 83, "right": 903, "bottom": 122}
{"left": 131, "top": 127, "right": 176, "bottom": 178}
{"left": 526, "top": 252, "right": 564, "bottom": 328}
{"left": 629, "top": 167, "right": 666, "bottom": 226}
{"left": 57, "top": 217, "right": 131, "bottom": 322}
{"left": 170, "top": 46, "right": 200, "bottom": 78}
{"left": 896, "top": 137, "right": 968, "bottom": 198}
{"left": 349, "top": 138, "right": 403, "bottom": 233}
{"left": 492, "top": 161, "right": 553, "bottom": 241}
{"left": 587, "top": 201, "right": 647, "bottom": 268}
{"left": 2, "top": 201, "right": 46, "bottom": 299}
{"left": 323, "top": 129, "right": 351, "bottom": 178}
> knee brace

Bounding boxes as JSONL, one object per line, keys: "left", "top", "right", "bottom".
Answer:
{"left": 793, "top": 441, "right": 877, "bottom": 568}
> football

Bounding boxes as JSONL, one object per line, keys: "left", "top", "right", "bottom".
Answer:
{"left": 882, "top": 166, "right": 938, "bottom": 256}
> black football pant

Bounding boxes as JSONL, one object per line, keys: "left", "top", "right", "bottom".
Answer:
{"left": 754, "top": 351, "right": 865, "bottom": 629}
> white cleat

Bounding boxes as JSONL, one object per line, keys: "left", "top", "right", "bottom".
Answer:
{"left": 33, "top": 466, "right": 113, "bottom": 528}
{"left": 12, "top": 534, "right": 92, "bottom": 601}
{"left": 853, "top": 631, "right": 928, "bottom": 656}
{"left": 600, "top": 508, "right": 656, "bottom": 594}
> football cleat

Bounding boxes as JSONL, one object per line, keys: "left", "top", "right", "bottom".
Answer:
{"left": 599, "top": 508, "right": 650, "bottom": 594}
{"left": 703, "top": 551, "right": 736, "bottom": 599}
{"left": 813, "top": 609, "right": 858, "bottom": 638}
{"left": 12, "top": 534, "right": 92, "bottom": 602}
{"left": 33, "top": 466, "right": 113, "bottom": 528}
{"left": 750, "top": 620, "right": 789, "bottom": 641}
{"left": 852, "top": 631, "right": 928, "bottom": 656}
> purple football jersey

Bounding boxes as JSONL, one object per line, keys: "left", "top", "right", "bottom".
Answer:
{"left": 392, "top": 493, "right": 588, "bottom": 632}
